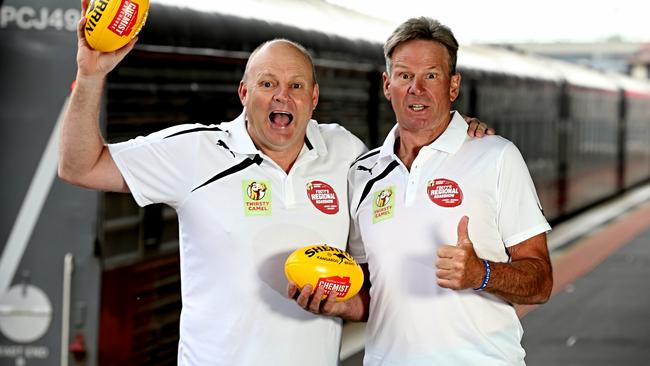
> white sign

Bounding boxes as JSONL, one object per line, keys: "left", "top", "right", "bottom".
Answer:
{"left": 0, "top": 6, "right": 80, "bottom": 31}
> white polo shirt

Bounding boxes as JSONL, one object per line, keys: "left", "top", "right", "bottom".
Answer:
{"left": 348, "top": 111, "right": 550, "bottom": 366}
{"left": 109, "top": 112, "right": 367, "bottom": 366}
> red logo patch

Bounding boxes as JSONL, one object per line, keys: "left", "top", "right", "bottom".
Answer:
{"left": 427, "top": 178, "right": 463, "bottom": 207}
{"left": 306, "top": 181, "right": 339, "bottom": 214}
{"left": 109, "top": 0, "right": 139, "bottom": 36}
{"left": 317, "top": 276, "right": 351, "bottom": 298}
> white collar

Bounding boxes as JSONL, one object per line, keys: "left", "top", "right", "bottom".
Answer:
{"left": 221, "top": 110, "right": 328, "bottom": 157}
{"left": 378, "top": 110, "right": 468, "bottom": 159}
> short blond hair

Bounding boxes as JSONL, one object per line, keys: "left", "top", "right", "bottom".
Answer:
{"left": 384, "top": 17, "right": 459, "bottom": 76}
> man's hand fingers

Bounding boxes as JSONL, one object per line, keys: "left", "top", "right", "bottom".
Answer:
{"left": 287, "top": 281, "right": 299, "bottom": 299}
{"left": 77, "top": 16, "right": 86, "bottom": 42}
{"left": 437, "top": 278, "right": 454, "bottom": 289}
{"left": 436, "top": 268, "right": 458, "bottom": 281}
{"left": 471, "top": 120, "right": 485, "bottom": 137}
{"left": 437, "top": 244, "right": 458, "bottom": 259}
{"left": 435, "top": 257, "right": 456, "bottom": 270}
{"left": 477, "top": 122, "right": 487, "bottom": 137}
{"left": 308, "top": 286, "right": 326, "bottom": 313}
{"left": 113, "top": 37, "right": 138, "bottom": 63}
{"left": 320, "top": 291, "right": 338, "bottom": 315}
{"left": 296, "top": 284, "right": 313, "bottom": 308}
{"left": 463, "top": 115, "right": 495, "bottom": 137}
{"left": 456, "top": 216, "right": 473, "bottom": 248}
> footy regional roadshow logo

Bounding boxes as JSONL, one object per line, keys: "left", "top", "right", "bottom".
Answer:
{"left": 306, "top": 180, "right": 339, "bottom": 214}
{"left": 372, "top": 186, "right": 395, "bottom": 224}
{"left": 427, "top": 178, "right": 463, "bottom": 207}
{"left": 242, "top": 179, "right": 272, "bottom": 216}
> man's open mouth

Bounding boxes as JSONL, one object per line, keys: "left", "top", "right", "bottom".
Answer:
{"left": 409, "top": 104, "right": 427, "bottom": 112}
{"left": 269, "top": 111, "right": 294, "bottom": 127}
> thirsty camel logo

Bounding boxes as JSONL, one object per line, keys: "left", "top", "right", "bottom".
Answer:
{"left": 375, "top": 189, "right": 392, "bottom": 207}
{"left": 247, "top": 181, "right": 267, "bottom": 200}
{"left": 372, "top": 186, "right": 395, "bottom": 223}
{"left": 243, "top": 179, "right": 272, "bottom": 216}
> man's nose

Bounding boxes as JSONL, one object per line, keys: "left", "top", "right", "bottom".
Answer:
{"left": 408, "top": 78, "right": 424, "bottom": 95}
{"left": 274, "top": 85, "right": 290, "bottom": 103}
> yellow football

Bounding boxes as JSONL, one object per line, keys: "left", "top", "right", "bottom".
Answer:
{"left": 285, "top": 244, "right": 364, "bottom": 302}
{"left": 84, "top": 0, "right": 149, "bottom": 52}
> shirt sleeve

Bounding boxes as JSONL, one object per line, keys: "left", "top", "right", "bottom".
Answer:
{"left": 108, "top": 125, "right": 200, "bottom": 208}
{"left": 497, "top": 142, "right": 551, "bottom": 247}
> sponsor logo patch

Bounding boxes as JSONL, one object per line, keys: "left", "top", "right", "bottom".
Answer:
{"left": 372, "top": 186, "right": 395, "bottom": 223}
{"left": 317, "top": 276, "right": 352, "bottom": 298}
{"left": 243, "top": 179, "right": 272, "bottom": 216}
{"left": 427, "top": 178, "right": 463, "bottom": 207}
{"left": 108, "top": 0, "right": 139, "bottom": 36}
{"left": 306, "top": 180, "right": 339, "bottom": 214}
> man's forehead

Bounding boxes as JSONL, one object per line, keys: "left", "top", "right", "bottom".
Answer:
{"left": 249, "top": 47, "right": 313, "bottom": 77}
{"left": 392, "top": 61, "right": 443, "bottom": 69}
{"left": 253, "top": 42, "right": 310, "bottom": 65}
{"left": 252, "top": 70, "right": 310, "bottom": 80}
{"left": 391, "top": 41, "right": 449, "bottom": 68}
{"left": 392, "top": 58, "right": 446, "bottom": 72}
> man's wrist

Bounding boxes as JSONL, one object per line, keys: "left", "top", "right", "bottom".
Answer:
{"left": 474, "top": 259, "right": 491, "bottom": 291}
{"left": 75, "top": 72, "right": 107, "bottom": 87}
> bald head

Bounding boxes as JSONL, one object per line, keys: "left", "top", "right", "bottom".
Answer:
{"left": 243, "top": 39, "right": 318, "bottom": 86}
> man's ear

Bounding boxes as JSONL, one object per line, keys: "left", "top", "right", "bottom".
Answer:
{"left": 238, "top": 80, "right": 248, "bottom": 105}
{"left": 311, "top": 83, "right": 320, "bottom": 110}
{"left": 382, "top": 72, "right": 391, "bottom": 101}
{"left": 450, "top": 73, "right": 461, "bottom": 102}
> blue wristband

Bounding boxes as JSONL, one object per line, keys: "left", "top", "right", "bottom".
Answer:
{"left": 474, "top": 259, "right": 491, "bottom": 291}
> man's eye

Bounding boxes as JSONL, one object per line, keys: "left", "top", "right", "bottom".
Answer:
{"left": 400, "top": 73, "right": 411, "bottom": 80}
{"left": 292, "top": 83, "right": 302, "bottom": 89}
{"left": 427, "top": 73, "right": 437, "bottom": 79}
{"left": 262, "top": 81, "right": 273, "bottom": 88}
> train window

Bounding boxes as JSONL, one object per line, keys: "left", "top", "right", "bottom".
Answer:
{"left": 101, "top": 49, "right": 250, "bottom": 267}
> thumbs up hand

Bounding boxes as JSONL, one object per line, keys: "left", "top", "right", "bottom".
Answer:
{"left": 436, "top": 216, "right": 485, "bottom": 290}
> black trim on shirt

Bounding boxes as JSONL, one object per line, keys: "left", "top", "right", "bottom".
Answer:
{"left": 350, "top": 149, "right": 380, "bottom": 166}
{"left": 216, "top": 139, "right": 236, "bottom": 158}
{"left": 356, "top": 160, "right": 400, "bottom": 210}
{"left": 305, "top": 136, "right": 313, "bottom": 150}
{"left": 192, "top": 154, "right": 263, "bottom": 192}
{"left": 164, "top": 126, "right": 223, "bottom": 139}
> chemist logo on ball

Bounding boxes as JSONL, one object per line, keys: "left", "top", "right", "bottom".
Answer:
{"left": 317, "top": 276, "right": 352, "bottom": 298}
{"left": 427, "top": 178, "right": 463, "bottom": 207}
{"left": 108, "top": 0, "right": 140, "bottom": 37}
{"left": 306, "top": 180, "right": 339, "bottom": 214}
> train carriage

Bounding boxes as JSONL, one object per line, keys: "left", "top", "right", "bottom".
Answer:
{"left": 613, "top": 75, "right": 650, "bottom": 188}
